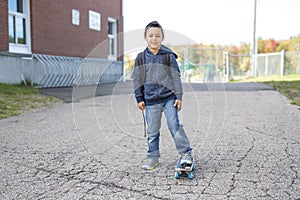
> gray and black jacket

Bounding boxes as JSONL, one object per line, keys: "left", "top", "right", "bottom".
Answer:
{"left": 131, "top": 45, "right": 183, "bottom": 106}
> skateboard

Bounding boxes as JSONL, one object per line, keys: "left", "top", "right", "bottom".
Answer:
{"left": 174, "top": 157, "right": 195, "bottom": 179}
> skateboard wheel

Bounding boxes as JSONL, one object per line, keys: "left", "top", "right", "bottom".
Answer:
{"left": 188, "top": 172, "right": 194, "bottom": 179}
{"left": 174, "top": 171, "right": 180, "bottom": 179}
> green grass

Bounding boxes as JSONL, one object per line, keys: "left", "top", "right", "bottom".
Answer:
{"left": 0, "top": 83, "right": 61, "bottom": 119}
{"left": 235, "top": 74, "right": 300, "bottom": 107}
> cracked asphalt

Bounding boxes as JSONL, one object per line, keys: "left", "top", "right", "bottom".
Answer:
{"left": 1, "top": 81, "right": 300, "bottom": 199}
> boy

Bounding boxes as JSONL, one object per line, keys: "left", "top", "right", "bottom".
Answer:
{"left": 131, "top": 21, "right": 193, "bottom": 170}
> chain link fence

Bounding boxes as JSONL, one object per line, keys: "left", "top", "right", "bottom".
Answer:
{"left": 285, "top": 52, "right": 300, "bottom": 75}
{"left": 230, "top": 51, "right": 300, "bottom": 80}
{"left": 182, "top": 47, "right": 227, "bottom": 83}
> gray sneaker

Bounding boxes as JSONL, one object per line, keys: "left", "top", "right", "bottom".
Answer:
{"left": 142, "top": 158, "right": 159, "bottom": 170}
{"left": 180, "top": 153, "right": 193, "bottom": 165}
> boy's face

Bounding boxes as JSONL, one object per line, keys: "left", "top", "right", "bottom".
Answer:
{"left": 144, "top": 27, "right": 164, "bottom": 52}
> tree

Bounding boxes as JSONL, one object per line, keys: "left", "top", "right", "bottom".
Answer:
{"left": 276, "top": 40, "right": 289, "bottom": 52}
{"left": 263, "top": 39, "right": 278, "bottom": 53}
{"left": 289, "top": 35, "right": 300, "bottom": 51}
{"left": 257, "top": 37, "right": 264, "bottom": 53}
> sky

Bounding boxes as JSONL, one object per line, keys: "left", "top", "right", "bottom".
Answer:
{"left": 123, "top": 0, "right": 300, "bottom": 46}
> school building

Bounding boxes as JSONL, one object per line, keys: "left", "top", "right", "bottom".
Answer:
{"left": 0, "top": 0, "right": 124, "bottom": 87}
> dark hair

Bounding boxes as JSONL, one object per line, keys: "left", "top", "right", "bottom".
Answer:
{"left": 144, "top": 21, "right": 164, "bottom": 38}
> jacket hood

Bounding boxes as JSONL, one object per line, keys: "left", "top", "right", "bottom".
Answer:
{"left": 146, "top": 45, "right": 178, "bottom": 59}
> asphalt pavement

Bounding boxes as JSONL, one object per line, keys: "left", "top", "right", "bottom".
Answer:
{"left": 1, "top": 81, "right": 299, "bottom": 199}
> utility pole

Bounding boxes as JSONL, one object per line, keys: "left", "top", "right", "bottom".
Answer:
{"left": 251, "top": 0, "right": 258, "bottom": 77}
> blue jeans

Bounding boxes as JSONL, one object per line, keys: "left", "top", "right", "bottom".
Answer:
{"left": 145, "top": 99, "right": 192, "bottom": 159}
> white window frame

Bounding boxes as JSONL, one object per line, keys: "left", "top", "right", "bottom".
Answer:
{"left": 108, "top": 18, "right": 117, "bottom": 60}
{"left": 8, "top": 0, "right": 31, "bottom": 54}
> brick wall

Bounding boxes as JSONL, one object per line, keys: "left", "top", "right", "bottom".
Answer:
{"left": 31, "top": 0, "right": 122, "bottom": 58}
{"left": 0, "top": 1, "right": 9, "bottom": 51}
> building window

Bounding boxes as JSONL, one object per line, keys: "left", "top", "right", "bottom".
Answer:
{"left": 108, "top": 18, "right": 117, "bottom": 60}
{"left": 8, "top": 0, "right": 31, "bottom": 54}
{"left": 72, "top": 9, "right": 80, "bottom": 26}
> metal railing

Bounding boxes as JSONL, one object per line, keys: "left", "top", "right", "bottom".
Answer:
{"left": 0, "top": 52, "right": 123, "bottom": 87}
